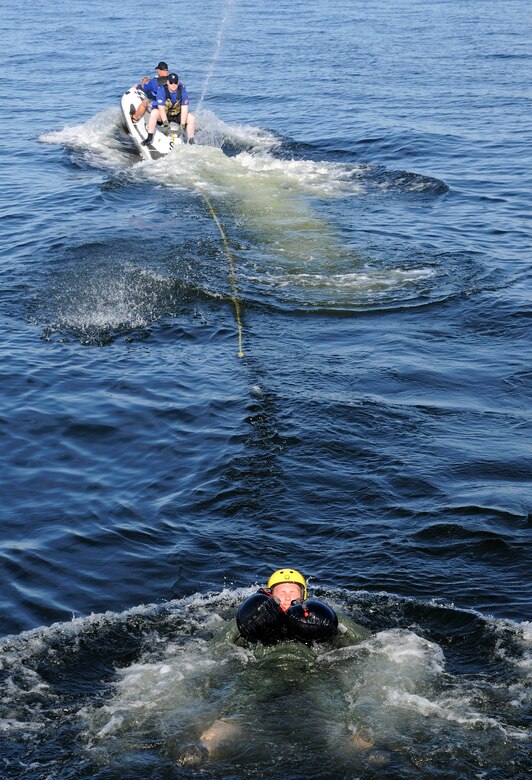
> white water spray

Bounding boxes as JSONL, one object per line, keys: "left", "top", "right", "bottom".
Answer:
{"left": 198, "top": 0, "right": 236, "bottom": 110}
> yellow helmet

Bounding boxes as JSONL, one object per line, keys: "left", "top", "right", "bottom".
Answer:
{"left": 267, "top": 568, "right": 307, "bottom": 600}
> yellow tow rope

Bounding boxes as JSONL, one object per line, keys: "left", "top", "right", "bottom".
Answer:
{"left": 201, "top": 192, "right": 244, "bottom": 358}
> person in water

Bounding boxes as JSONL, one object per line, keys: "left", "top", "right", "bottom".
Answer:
{"left": 230, "top": 567, "right": 370, "bottom": 647}
{"left": 142, "top": 72, "right": 196, "bottom": 146}
{"left": 234, "top": 566, "right": 347, "bottom": 645}
{"left": 130, "top": 60, "right": 170, "bottom": 124}
{"left": 186, "top": 568, "right": 372, "bottom": 764}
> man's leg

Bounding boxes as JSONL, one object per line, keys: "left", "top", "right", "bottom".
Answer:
{"left": 131, "top": 98, "right": 149, "bottom": 123}
{"left": 142, "top": 108, "right": 161, "bottom": 145}
{"left": 184, "top": 112, "right": 196, "bottom": 141}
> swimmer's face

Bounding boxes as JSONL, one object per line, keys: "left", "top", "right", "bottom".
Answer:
{"left": 272, "top": 582, "right": 303, "bottom": 609}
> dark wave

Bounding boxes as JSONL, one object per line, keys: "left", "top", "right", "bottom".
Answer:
{"left": 364, "top": 166, "right": 449, "bottom": 195}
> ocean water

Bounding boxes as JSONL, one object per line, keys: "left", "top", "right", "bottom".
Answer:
{"left": 0, "top": 0, "right": 530, "bottom": 777}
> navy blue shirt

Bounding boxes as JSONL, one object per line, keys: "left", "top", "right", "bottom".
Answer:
{"left": 138, "top": 75, "right": 168, "bottom": 100}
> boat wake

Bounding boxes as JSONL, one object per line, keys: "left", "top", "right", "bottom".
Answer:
{"left": 39, "top": 107, "right": 446, "bottom": 200}
{"left": 36, "top": 108, "right": 487, "bottom": 323}
{"left": 0, "top": 589, "right": 529, "bottom": 779}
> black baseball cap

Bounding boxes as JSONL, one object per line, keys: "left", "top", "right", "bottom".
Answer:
{"left": 156, "top": 61, "right": 169, "bottom": 70}
{"left": 168, "top": 73, "right": 179, "bottom": 84}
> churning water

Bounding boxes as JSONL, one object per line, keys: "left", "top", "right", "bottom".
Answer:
{"left": 0, "top": 0, "right": 530, "bottom": 777}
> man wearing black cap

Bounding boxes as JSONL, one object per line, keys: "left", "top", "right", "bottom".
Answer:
{"left": 142, "top": 72, "right": 196, "bottom": 146}
{"left": 130, "top": 61, "right": 170, "bottom": 124}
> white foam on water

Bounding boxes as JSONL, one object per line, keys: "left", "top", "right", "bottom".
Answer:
{"left": 40, "top": 104, "right": 361, "bottom": 203}
{"left": 492, "top": 619, "right": 532, "bottom": 672}
{"left": 85, "top": 637, "right": 222, "bottom": 746}
{"left": 39, "top": 108, "right": 132, "bottom": 169}
{"left": 0, "top": 718, "right": 43, "bottom": 732}
{"left": 340, "top": 628, "right": 530, "bottom": 750}
{"left": 0, "top": 589, "right": 252, "bottom": 743}
{"left": 46, "top": 265, "right": 183, "bottom": 336}
{"left": 232, "top": 151, "right": 363, "bottom": 196}
{"left": 384, "top": 689, "right": 527, "bottom": 739}
{"left": 133, "top": 142, "right": 361, "bottom": 202}
{"left": 251, "top": 266, "right": 435, "bottom": 291}
{"left": 196, "top": 109, "right": 280, "bottom": 152}
{"left": 56, "top": 288, "right": 149, "bottom": 331}
{"left": 1, "top": 594, "right": 530, "bottom": 776}
{"left": 80, "top": 598, "right": 256, "bottom": 760}
{"left": 361, "top": 628, "right": 446, "bottom": 676}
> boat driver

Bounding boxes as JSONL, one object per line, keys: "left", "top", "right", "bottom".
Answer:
{"left": 130, "top": 60, "right": 170, "bottom": 125}
{"left": 142, "top": 72, "right": 196, "bottom": 146}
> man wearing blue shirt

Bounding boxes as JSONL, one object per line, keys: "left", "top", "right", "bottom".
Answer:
{"left": 130, "top": 61, "right": 169, "bottom": 124}
{"left": 142, "top": 72, "right": 196, "bottom": 146}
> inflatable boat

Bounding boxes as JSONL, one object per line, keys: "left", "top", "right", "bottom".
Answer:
{"left": 120, "top": 86, "right": 185, "bottom": 161}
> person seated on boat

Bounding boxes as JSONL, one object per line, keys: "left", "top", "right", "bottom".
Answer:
{"left": 233, "top": 567, "right": 371, "bottom": 647}
{"left": 141, "top": 72, "right": 196, "bottom": 146}
{"left": 130, "top": 60, "right": 170, "bottom": 124}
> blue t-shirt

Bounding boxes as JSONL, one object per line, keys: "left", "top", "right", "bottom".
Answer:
{"left": 139, "top": 75, "right": 168, "bottom": 100}
{"left": 155, "top": 83, "right": 189, "bottom": 111}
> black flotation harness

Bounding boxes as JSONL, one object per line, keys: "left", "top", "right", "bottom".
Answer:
{"left": 163, "top": 84, "right": 184, "bottom": 120}
{"left": 236, "top": 588, "right": 338, "bottom": 645}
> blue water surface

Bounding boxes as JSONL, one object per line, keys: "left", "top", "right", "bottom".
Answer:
{"left": 0, "top": 1, "right": 530, "bottom": 778}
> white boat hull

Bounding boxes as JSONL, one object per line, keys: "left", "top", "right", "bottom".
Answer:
{"left": 120, "top": 87, "right": 185, "bottom": 161}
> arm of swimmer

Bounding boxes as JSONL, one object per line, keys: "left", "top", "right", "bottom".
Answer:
{"left": 213, "top": 618, "right": 243, "bottom": 646}
{"left": 335, "top": 613, "right": 372, "bottom": 646}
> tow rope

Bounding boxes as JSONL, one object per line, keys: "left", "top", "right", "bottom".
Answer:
{"left": 201, "top": 192, "right": 244, "bottom": 358}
